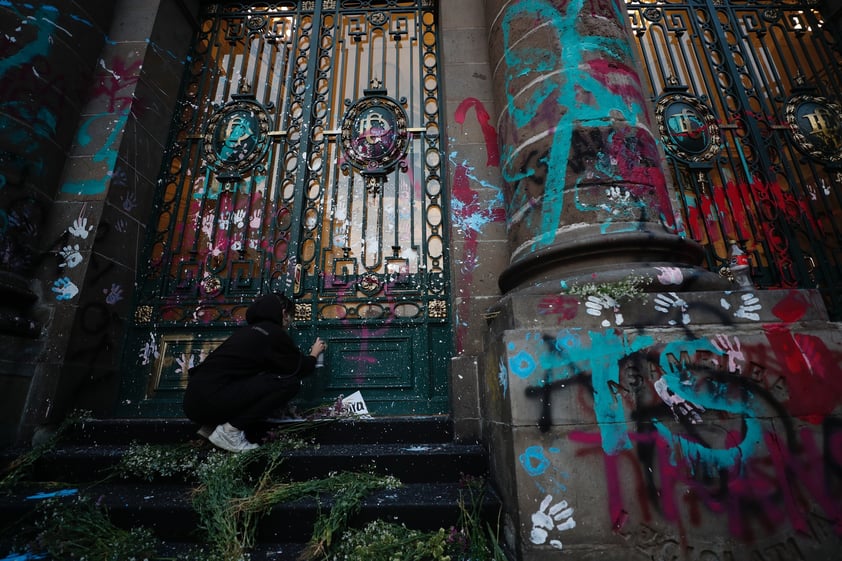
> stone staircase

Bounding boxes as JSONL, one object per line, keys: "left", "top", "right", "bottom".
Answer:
{"left": 0, "top": 416, "right": 502, "bottom": 560}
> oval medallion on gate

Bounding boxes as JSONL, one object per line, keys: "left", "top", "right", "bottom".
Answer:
{"left": 656, "top": 93, "right": 721, "bottom": 162}
{"left": 340, "top": 80, "right": 409, "bottom": 193}
{"left": 202, "top": 93, "right": 272, "bottom": 182}
{"left": 786, "top": 95, "right": 842, "bottom": 163}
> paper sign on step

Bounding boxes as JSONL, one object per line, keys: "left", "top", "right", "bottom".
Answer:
{"left": 341, "top": 391, "right": 372, "bottom": 418}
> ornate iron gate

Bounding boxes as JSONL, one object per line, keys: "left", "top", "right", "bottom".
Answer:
{"left": 626, "top": 0, "right": 842, "bottom": 317}
{"left": 120, "top": 0, "right": 449, "bottom": 417}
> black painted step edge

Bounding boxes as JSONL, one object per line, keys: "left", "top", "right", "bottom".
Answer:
{"left": 57, "top": 416, "right": 455, "bottom": 445}
{"left": 0, "top": 481, "right": 502, "bottom": 540}
{"left": 5, "top": 441, "right": 489, "bottom": 484}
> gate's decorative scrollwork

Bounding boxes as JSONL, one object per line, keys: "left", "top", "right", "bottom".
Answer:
{"left": 627, "top": 0, "right": 842, "bottom": 318}
{"left": 340, "top": 80, "right": 410, "bottom": 195}
{"left": 786, "top": 94, "right": 842, "bottom": 164}
{"left": 124, "top": 1, "right": 450, "bottom": 415}
{"left": 656, "top": 89, "right": 722, "bottom": 163}
{"left": 202, "top": 92, "right": 273, "bottom": 183}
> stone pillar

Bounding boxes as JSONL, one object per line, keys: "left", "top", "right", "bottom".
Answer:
{"left": 486, "top": 0, "right": 718, "bottom": 294}
{"left": 479, "top": 3, "right": 842, "bottom": 561}
{"left": 0, "top": 0, "right": 118, "bottom": 446}
{"left": 13, "top": 0, "right": 195, "bottom": 444}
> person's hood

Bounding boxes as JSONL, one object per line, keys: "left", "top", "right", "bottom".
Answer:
{"left": 245, "top": 293, "right": 285, "bottom": 325}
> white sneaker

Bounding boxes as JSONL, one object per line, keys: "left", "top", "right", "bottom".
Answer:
{"left": 208, "top": 423, "right": 259, "bottom": 453}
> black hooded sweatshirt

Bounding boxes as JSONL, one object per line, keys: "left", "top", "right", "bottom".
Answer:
{"left": 188, "top": 294, "right": 316, "bottom": 384}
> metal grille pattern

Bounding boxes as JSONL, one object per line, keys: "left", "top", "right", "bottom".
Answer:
{"left": 127, "top": 1, "right": 448, "bottom": 414}
{"left": 139, "top": 0, "right": 444, "bottom": 327}
{"left": 626, "top": 0, "right": 842, "bottom": 317}
{"left": 142, "top": 1, "right": 313, "bottom": 325}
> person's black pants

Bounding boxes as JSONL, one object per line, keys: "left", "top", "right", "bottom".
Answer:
{"left": 183, "top": 372, "right": 301, "bottom": 430}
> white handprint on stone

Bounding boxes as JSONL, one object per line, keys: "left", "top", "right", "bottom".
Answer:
{"left": 654, "top": 292, "right": 690, "bottom": 325}
{"left": 734, "top": 293, "right": 762, "bottom": 321}
{"left": 175, "top": 353, "right": 195, "bottom": 374}
{"left": 68, "top": 217, "right": 93, "bottom": 239}
{"left": 51, "top": 277, "right": 79, "bottom": 301}
{"left": 202, "top": 214, "right": 215, "bottom": 238}
{"left": 606, "top": 186, "right": 631, "bottom": 204}
{"left": 139, "top": 334, "right": 160, "bottom": 365}
{"left": 250, "top": 209, "right": 262, "bottom": 229}
{"left": 712, "top": 334, "right": 744, "bottom": 372}
{"left": 530, "top": 494, "right": 576, "bottom": 550}
{"left": 58, "top": 245, "right": 83, "bottom": 268}
{"left": 585, "top": 294, "right": 623, "bottom": 327}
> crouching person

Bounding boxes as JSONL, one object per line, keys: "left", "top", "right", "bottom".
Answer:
{"left": 183, "top": 293, "right": 326, "bottom": 452}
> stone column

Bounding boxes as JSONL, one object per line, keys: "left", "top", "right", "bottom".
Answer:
{"left": 486, "top": 0, "right": 718, "bottom": 293}
{"left": 479, "top": 4, "right": 842, "bottom": 561}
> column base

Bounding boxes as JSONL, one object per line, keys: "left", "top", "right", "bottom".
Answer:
{"left": 499, "top": 226, "right": 727, "bottom": 294}
{"left": 481, "top": 287, "right": 842, "bottom": 560}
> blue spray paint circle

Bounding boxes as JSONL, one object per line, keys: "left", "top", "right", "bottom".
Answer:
{"left": 508, "top": 350, "right": 537, "bottom": 378}
{"left": 519, "top": 445, "right": 550, "bottom": 476}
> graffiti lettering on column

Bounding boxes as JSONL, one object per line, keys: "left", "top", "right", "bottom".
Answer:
{"left": 500, "top": 0, "right": 675, "bottom": 250}
{"left": 518, "top": 328, "right": 656, "bottom": 451}
{"left": 568, "top": 124, "right": 665, "bottom": 234}
{"left": 617, "top": 520, "right": 825, "bottom": 561}
{"left": 93, "top": 58, "right": 142, "bottom": 113}
{"left": 61, "top": 113, "right": 129, "bottom": 195}
{"left": 1, "top": 4, "right": 96, "bottom": 186}
{"left": 510, "top": 294, "right": 842, "bottom": 545}
{"left": 60, "top": 54, "right": 141, "bottom": 195}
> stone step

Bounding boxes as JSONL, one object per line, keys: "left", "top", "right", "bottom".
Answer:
{"left": 57, "top": 416, "right": 457, "bottom": 446}
{"left": 0, "top": 417, "right": 502, "bottom": 559}
{"left": 0, "top": 480, "right": 497, "bottom": 542}
{"left": 17, "top": 440, "right": 488, "bottom": 484}
{"left": 6, "top": 416, "right": 484, "bottom": 485}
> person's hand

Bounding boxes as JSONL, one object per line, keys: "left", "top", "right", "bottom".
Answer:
{"left": 310, "top": 337, "right": 326, "bottom": 357}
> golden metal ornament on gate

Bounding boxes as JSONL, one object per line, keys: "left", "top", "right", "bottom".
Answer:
{"left": 340, "top": 79, "right": 410, "bottom": 195}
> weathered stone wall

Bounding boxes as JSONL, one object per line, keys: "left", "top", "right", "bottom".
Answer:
{"left": 485, "top": 287, "right": 842, "bottom": 560}
{"left": 0, "top": 0, "right": 117, "bottom": 445}
{"left": 0, "top": 0, "right": 196, "bottom": 445}
{"left": 440, "top": 0, "right": 508, "bottom": 441}
{"left": 476, "top": 0, "right": 842, "bottom": 559}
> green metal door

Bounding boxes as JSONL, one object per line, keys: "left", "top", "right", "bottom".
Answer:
{"left": 626, "top": 0, "right": 842, "bottom": 318}
{"left": 118, "top": 0, "right": 450, "bottom": 417}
